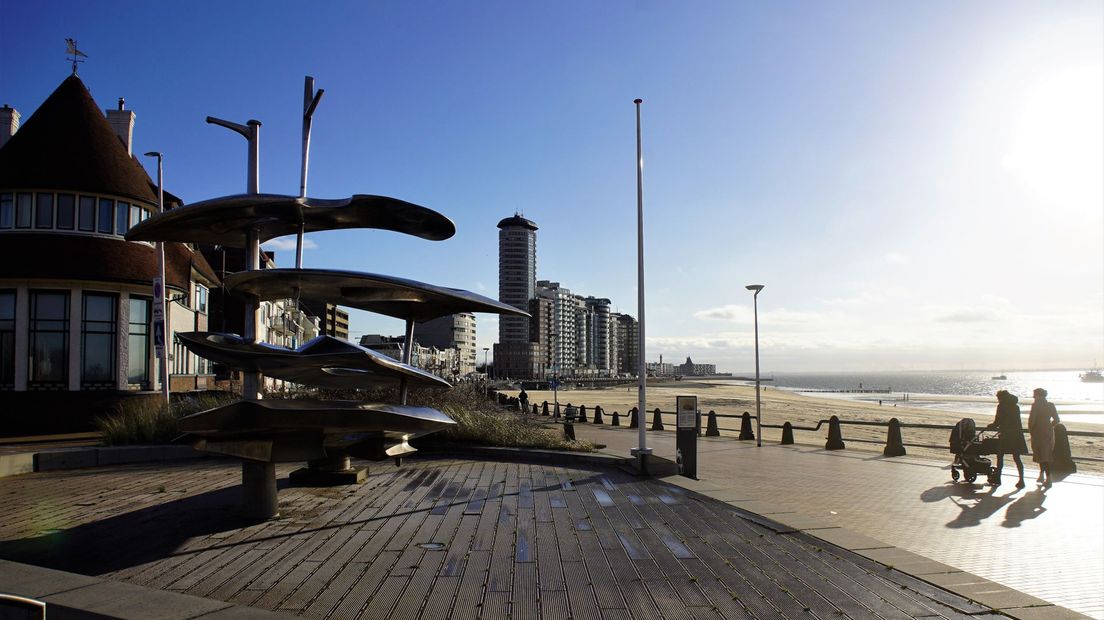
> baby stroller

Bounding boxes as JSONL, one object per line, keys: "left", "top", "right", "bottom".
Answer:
{"left": 949, "top": 418, "right": 1000, "bottom": 484}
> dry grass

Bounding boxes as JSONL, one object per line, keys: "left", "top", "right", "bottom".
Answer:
{"left": 95, "top": 392, "right": 238, "bottom": 445}
{"left": 273, "top": 382, "right": 595, "bottom": 452}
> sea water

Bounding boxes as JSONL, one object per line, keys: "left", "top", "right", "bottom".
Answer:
{"left": 729, "top": 370, "right": 1104, "bottom": 423}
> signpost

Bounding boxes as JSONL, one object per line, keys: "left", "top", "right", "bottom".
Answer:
{"left": 676, "top": 395, "right": 699, "bottom": 479}
{"left": 152, "top": 277, "right": 165, "bottom": 360}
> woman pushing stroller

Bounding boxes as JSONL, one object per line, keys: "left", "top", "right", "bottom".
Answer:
{"left": 987, "top": 390, "right": 1027, "bottom": 488}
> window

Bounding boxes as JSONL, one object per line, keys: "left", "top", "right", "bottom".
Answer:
{"left": 56, "top": 194, "right": 75, "bottom": 229}
{"left": 97, "top": 198, "right": 114, "bottom": 234}
{"left": 128, "top": 297, "right": 150, "bottom": 385}
{"left": 15, "top": 193, "right": 32, "bottom": 228}
{"left": 0, "top": 290, "right": 14, "bottom": 389}
{"left": 29, "top": 291, "right": 69, "bottom": 388}
{"left": 130, "top": 205, "right": 142, "bottom": 230}
{"left": 195, "top": 284, "right": 208, "bottom": 313}
{"left": 0, "top": 193, "right": 12, "bottom": 229}
{"left": 116, "top": 201, "right": 129, "bottom": 235}
{"left": 35, "top": 193, "right": 54, "bottom": 229}
{"left": 81, "top": 293, "right": 117, "bottom": 387}
{"left": 78, "top": 196, "right": 95, "bottom": 231}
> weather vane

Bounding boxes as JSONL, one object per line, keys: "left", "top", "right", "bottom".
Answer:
{"left": 65, "top": 38, "right": 87, "bottom": 75}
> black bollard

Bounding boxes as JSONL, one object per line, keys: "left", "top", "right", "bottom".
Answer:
{"left": 612, "top": 410, "right": 620, "bottom": 426}
{"left": 594, "top": 405, "right": 604, "bottom": 425}
{"left": 826, "top": 415, "right": 845, "bottom": 450}
{"left": 629, "top": 407, "right": 639, "bottom": 429}
{"left": 532, "top": 403, "right": 539, "bottom": 415}
{"left": 564, "top": 420, "right": 576, "bottom": 442}
{"left": 739, "top": 411, "right": 755, "bottom": 440}
{"left": 706, "top": 410, "right": 720, "bottom": 437}
{"left": 554, "top": 402, "right": 561, "bottom": 418}
{"left": 781, "top": 421, "right": 794, "bottom": 444}
{"left": 578, "top": 405, "right": 588, "bottom": 423}
{"left": 542, "top": 401, "right": 549, "bottom": 416}
{"left": 883, "top": 418, "right": 906, "bottom": 457}
{"left": 1051, "top": 424, "right": 1077, "bottom": 475}
{"left": 651, "top": 407, "right": 665, "bottom": 431}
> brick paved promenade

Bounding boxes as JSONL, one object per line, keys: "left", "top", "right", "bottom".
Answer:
{"left": 0, "top": 455, "right": 1011, "bottom": 619}
{"left": 572, "top": 423, "right": 1104, "bottom": 619}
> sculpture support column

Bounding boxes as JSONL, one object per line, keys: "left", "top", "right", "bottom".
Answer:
{"left": 242, "top": 461, "right": 278, "bottom": 520}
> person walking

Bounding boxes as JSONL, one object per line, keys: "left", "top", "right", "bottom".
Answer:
{"left": 987, "top": 390, "right": 1027, "bottom": 487}
{"left": 1028, "top": 387, "right": 1060, "bottom": 485}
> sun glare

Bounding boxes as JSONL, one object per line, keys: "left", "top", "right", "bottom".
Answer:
{"left": 1003, "top": 66, "right": 1104, "bottom": 210}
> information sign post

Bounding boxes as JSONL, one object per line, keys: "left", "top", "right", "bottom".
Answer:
{"left": 676, "top": 395, "right": 699, "bottom": 479}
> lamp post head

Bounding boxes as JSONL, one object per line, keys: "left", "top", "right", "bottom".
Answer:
{"left": 144, "top": 151, "right": 161, "bottom": 159}
{"left": 745, "top": 284, "right": 764, "bottom": 296}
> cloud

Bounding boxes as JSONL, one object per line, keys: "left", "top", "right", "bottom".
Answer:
{"left": 262, "top": 237, "right": 318, "bottom": 251}
{"left": 884, "top": 252, "right": 908, "bottom": 264}
{"left": 934, "top": 309, "right": 998, "bottom": 323}
{"left": 694, "top": 305, "right": 752, "bottom": 322}
{"left": 475, "top": 281, "right": 488, "bottom": 292}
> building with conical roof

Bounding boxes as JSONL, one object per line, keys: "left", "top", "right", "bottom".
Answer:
{"left": 0, "top": 74, "right": 220, "bottom": 435}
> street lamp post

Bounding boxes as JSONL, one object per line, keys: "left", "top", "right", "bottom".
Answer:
{"left": 483, "top": 347, "right": 490, "bottom": 380}
{"left": 632, "top": 98, "right": 651, "bottom": 468}
{"left": 746, "top": 284, "right": 764, "bottom": 447}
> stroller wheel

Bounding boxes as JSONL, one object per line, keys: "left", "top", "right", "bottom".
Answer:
{"left": 966, "top": 473, "right": 977, "bottom": 483}
{"left": 951, "top": 468, "right": 960, "bottom": 481}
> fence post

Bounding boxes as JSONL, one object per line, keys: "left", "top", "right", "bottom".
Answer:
{"left": 532, "top": 403, "right": 538, "bottom": 416}
{"left": 651, "top": 407, "right": 665, "bottom": 431}
{"left": 706, "top": 410, "right": 720, "bottom": 436}
{"left": 578, "top": 405, "right": 588, "bottom": 423}
{"left": 542, "top": 401, "right": 549, "bottom": 416}
{"left": 883, "top": 417, "right": 906, "bottom": 456}
{"left": 554, "top": 402, "right": 561, "bottom": 418}
{"left": 739, "top": 411, "right": 755, "bottom": 440}
{"left": 612, "top": 410, "right": 621, "bottom": 426}
{"left": 629, "top": 407, "right": 639, "bottom": 429}
{"left": 1051, "top": 424, "right": 1077, "bottom": 475}
{"left": 594, "top": 405, "right": 604, "bottom": 425}
{"left": 826, "top": 415, "right": 845, "bottom": 450}
{"left": 781, "top": 422, "right": 794, "bottom": 444}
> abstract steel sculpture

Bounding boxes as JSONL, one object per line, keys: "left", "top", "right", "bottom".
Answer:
{"left": 127, "top": 76, "right": 527, "bottom": 519}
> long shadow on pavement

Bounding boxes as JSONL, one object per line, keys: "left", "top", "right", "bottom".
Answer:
{"left": 0, "top": 481, "right": 285, "bottom": 575}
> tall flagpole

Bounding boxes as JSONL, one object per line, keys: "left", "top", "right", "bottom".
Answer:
{"left": 632, "top": 98, "right": 652, "bottom": 470}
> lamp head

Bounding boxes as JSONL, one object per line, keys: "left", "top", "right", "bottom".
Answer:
{"left": 745, "top": 284, "right": 765, "bottom": 292}
{"left": 144, "top": 151, "right": 161, "bottom": 158}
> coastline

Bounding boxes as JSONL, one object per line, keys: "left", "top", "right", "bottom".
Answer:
{"left": 511, "top": 380, "right": 1104, "bottom": 474}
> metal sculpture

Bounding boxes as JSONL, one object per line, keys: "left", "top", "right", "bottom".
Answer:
{"left": 126, "top": 76, "right": 527, "bottom": 519}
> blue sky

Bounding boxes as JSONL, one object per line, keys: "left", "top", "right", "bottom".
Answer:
{"left": 3, "top": 1, "right": 1102, "bottom": 372}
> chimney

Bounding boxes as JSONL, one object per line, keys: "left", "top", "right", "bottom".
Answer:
{"left": 106, "top": 97, "right": 135, "bottom": 156}
{"left": 0, "top": 105, "right": 20, "bottom": 149}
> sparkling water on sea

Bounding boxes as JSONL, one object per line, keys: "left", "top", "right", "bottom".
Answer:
{"left": 730, "top": 370, "right": 1104, "bottom": 423}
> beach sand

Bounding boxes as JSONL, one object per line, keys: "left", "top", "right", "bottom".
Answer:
{"left": 507, "top": 380, "right": 1103, "bottom": 475}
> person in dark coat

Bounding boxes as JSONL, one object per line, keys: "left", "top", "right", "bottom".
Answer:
{"left": 987, "top": 390, "right": 1027, "bottom": 487}
{"left": 1028, "top": 387, "right": 1060, "bottom": 485}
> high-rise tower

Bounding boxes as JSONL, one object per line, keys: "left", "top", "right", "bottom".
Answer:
{"left": 493, "top": 214, "right": 541, "bottom": 378}
{"left": 497, "top": 214, "right": 537, "bottom": 339}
